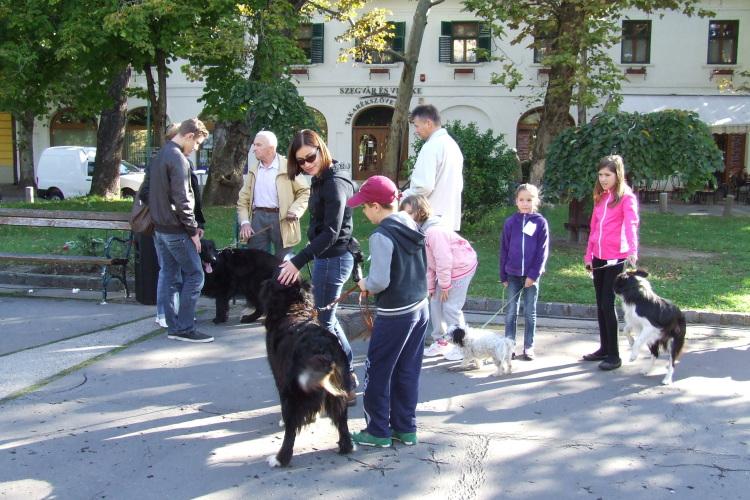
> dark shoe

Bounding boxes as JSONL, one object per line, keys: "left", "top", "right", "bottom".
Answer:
{"left": 598, "top": 359, "right": 622, "bottom": 371}
{"left": 583, "top": 352, "right": 607, "bottom": 361}
{"left": 347, "top": 389, "right": 357, "bottom": 407}
{"left": 523, "top": 348, "right": 535, "bottom": 361}
{"left": 167, "top": 330, "right": 214, "bottom": 343}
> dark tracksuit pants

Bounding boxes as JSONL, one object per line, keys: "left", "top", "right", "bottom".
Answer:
{"left": 592, "top": 257, "right": 626, "bottom": 360}
{"left": 362, "top": 306, "right": 428, "bottom": 438}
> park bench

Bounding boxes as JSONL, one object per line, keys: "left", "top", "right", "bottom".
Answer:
{"left": 0, "top": 208, "right": 133, "bottom": 303}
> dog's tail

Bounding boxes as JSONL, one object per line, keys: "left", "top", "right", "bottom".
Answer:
{"left": 672, "top": 313, "right": 687, "bottom": 360}
{"left": 297, "top": 355, "right": 348, "bottom": 397}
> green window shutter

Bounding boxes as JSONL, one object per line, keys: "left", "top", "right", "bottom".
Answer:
{"left": 441, "top": 21, "right": 452, "bottom": 37}
{"left": 393, "top": 22, "right": 406, "bottom": 53}
{"left": 439, "top": 37, "right": 451, "bottom": 63}
{"left": 478, "top": 22, "right": 491, "bottom": 62}
{"left": 311, "top": 23, "right": 324, "bottom": 64}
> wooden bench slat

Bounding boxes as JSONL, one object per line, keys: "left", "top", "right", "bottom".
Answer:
{"left": 0, "top": 208, "right": 131, "bottom": 222}
{"left": 0, "top": 216, "right": 131, "bottom": 231}
{"left": 0, "top": 252, "right": 118, "bottom": 265}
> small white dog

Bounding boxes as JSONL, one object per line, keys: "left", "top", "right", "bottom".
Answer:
{"left": 444, "top": 325, "right": 514, "bottom": 377}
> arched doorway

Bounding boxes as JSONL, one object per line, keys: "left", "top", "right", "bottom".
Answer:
{"left": 50, "top": 108, "right": 98, "bottom": 147}
{"left": 124, "top": 107, "right": 170, "bottom": 167}
{"left": 516, "top": 108, "right": 575, "bottom": 161}
{"left": 351, "top": 106, "right": 407, "bottom": 182}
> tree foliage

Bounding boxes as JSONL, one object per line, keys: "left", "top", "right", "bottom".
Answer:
{"left": 543, "top": 111, "right": 723, "bottom": 204}
{"left": 406, "top": 121, "right": 518, "bottom": 224}
{"left": 462, "top": 0, "right": 714, "bottom": 185}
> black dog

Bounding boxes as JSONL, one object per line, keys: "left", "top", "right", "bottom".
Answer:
{"left": 259, "top": 276, "right": 354, "bottom": 467}
{"left": 199, "top": 239, "right": 280, "bottom": 324}
{"left": 613, "top": 269, "right": 686, "bottom": 385}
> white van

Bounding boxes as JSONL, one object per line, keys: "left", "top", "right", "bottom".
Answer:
{"left": 36, "top": 146, "right": 144, "bottom": 199}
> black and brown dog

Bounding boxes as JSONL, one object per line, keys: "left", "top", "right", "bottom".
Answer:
{"left": 199, "top": 239, "right": 280, "bottom": 324}
{"left": 259, "top": 275, "right": 354, "bottom": 467}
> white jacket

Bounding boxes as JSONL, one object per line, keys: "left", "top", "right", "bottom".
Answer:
{"left": 402, "top": 128, "right": 464, "bottom": 231}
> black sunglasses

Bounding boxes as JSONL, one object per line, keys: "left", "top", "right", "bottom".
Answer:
{"left": 295, "top": 147, "right": 320, "bottom": 166}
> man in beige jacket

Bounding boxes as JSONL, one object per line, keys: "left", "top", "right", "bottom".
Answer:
{"left": 237, "top": 131, "right": 310, "bottom": 260}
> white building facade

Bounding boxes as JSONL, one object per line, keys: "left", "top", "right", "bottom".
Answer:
{"left": 6, "top": 0, "right": 748, "bottom": 187}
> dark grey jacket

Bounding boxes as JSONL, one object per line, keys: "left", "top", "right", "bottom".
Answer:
{"left": 149, "top": 141, "right": 198, "bottom": 236}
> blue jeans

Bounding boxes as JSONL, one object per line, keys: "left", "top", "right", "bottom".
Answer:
{"left": 311, "top": 252, "right": 354, "bottom": 372}
{"left": 155, "top": 232, "right": 204, "bottom": 335}
{"left": 153, "top": 235, "right": 181, "bottom": 318}
{"left": 504, "top": 274, "right": 539, "bottom": 351}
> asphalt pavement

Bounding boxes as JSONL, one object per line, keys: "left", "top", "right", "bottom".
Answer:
{"left": 0, "top": 287, "right": 749, "bottom": 499}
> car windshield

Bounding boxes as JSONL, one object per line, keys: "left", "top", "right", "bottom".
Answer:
{"left": 120, "top": 161, "right": 142, "bottom": 174}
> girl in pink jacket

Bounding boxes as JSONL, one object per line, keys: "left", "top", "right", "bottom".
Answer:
{"left": 401, "top": 195, "right": 478, "bottom": 361}
{"left": 583, "top": 155, "right": 639, "bottom": 371}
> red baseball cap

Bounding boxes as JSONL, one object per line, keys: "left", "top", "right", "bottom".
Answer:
{"left": 346, "top": 175, "right": 399, "bottom": 207}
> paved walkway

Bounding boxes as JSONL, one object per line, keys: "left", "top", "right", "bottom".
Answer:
{"left": 1, "top": 290, "right": 749, "bottom": 499}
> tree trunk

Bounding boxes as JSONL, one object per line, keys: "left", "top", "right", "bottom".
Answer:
{"left": 91, "top": 65, "right": 131, "bottom": 198}
{"left": 382, "top": 0, "right": 433, "bottom": 181}
{"left": 145, "top": 49, "right": 168, "bottom": 149}
{"left": 202, "top": 119, "right": 253, "bottom": 206}
{"left": 529, "top": 7, "right": 584, "bottom": 186}
{"left": 17, "top": 110, "right": 35, "bottom": 189}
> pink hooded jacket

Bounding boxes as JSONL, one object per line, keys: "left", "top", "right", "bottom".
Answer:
{"left": 586, "top": 188, "right": 639, "bottom": 262}
{"left": 422, "top": 217, "right": 478, "bottom": 292}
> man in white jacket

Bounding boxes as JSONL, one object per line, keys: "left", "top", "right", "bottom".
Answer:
{"left": 402, "top": 104, "right": 464, "bottom": 231}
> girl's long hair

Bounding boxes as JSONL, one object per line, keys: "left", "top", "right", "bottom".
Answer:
{"left": 593, "top": 155, "right": 630, "bottom": 206}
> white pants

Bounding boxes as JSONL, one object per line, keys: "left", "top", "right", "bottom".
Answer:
{"left": 429, "top": 268, "right": 476, "bottom": 340}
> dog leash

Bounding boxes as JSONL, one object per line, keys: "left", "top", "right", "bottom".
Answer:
{"left": 479, "top": 286, "right": 525, "bottom": 330}
{"left": 314, "top": 283, "right": 373, "bottom": 334}
{"left": 244, "top": 219, "right": 283, "bottom": 240}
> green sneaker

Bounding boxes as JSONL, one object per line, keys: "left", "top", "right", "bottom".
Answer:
{"left": 351, "top": 430, "right": 392, "bottom": 448}
{"left": 390, "top": 429, "right": 418, "bottom": 446}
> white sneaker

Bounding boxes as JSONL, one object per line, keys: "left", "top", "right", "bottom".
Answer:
{"left": 443, "top": 346, "right": 463, "bottom": 361}
{"left": 424, "top": 341, "right": 449, "bottom": 357}
{"left": 155, "top": 315, "right": 168, "bottom": 328}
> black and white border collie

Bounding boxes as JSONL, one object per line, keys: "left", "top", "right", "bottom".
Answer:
{"left": 444, "top": 325, "right": 514, "bottom": 377}
{"left": 259, "top": 276, "right": 354, "bottom": 467}
{"left": 613, "top": 270, "right": 686, "bottom": 385}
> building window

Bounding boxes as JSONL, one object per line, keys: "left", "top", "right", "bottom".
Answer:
{"left": 439, "top": 21, "right": 491, "bottom": 64}
{"left": 533, "top": 29, "right": 557, "bottom": 64}
{"left": 356, "top": 22, "right": 406, "bottom": 64}
{"left": 621, "top": 21, "right": 651, "bottom": 64}
{"left": 708, "top": 20, "right": 739, "bottom": 64}
{"left": 296, "top": 23, "right": 324, "bottom": 64}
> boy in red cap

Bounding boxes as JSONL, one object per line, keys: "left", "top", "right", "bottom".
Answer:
{"left": 346, "top": 175, "right": 429, "bottom": 448}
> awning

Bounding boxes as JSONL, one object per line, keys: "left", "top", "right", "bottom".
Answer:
{"left": 619, "top": 94, "right": 750, "bottom": 134}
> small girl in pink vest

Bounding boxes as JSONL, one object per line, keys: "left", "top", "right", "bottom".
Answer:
{"left": 583, "top": 155, "right": 639, "bottom": 371}
{"left": 401, "top": 195, "right": 478, "bottom": 362}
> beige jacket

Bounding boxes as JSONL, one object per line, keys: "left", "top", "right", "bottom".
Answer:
{"left": 237, "top": 154, "right": 310, "bottom": 247}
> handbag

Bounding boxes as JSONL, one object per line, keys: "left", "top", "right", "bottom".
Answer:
{"left": 129, "top": 185, "right": 154, "bottom": 235}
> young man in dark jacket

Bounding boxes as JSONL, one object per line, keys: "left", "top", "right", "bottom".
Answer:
{"left": 347, "top": 176, "right": 429, "bottom": 448}
{"left": 150, "top": 118, "right": 211, "bottom": 343}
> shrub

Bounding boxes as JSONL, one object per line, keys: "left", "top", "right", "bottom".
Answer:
{"left": 543, "top": 110, "right": 723, "bottom": 203}
{"left": 404, "top": 120, "right": 518, "bottom": 224}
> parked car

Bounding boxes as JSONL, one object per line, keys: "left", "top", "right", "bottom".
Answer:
{"left": 36, "top": 146, "right": 144, "bottom": 200}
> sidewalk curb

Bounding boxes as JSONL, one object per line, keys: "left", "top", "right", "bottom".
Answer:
{"left": 2, "top": 271, "right": 748, "bottom": 327}
{"left": 339, "top": 292, "right": 750, "bottom": 327}
{"left": 0, "top": 271, "right": 126, "bottom": 292}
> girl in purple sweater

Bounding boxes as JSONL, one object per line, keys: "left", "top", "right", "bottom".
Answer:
{"left": 500, "top": 184, "right": 550, "bottom": 361}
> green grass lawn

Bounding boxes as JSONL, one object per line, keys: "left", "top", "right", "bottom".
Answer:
{"left": 2, "top": 197, "right": 748, "bottom": 312}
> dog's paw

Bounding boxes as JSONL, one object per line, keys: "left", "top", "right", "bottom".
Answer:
{"left": 278, "top": 419, "right": 285, "bottom": 428}
{"left": 629, "top": 353, "right": 638, "bottom": 363}
{"left": 212, "top": 316, "right": 227, "bottom": 324}
{"left": 266, "top": 455, "right": 281, "bottom": 468}
{"left": 640, "top": 367, "right": 652, "bottom": 375}
{"left": 661, "top": 376, "right": 674, "bottom": 386}
{"left": 490, "top": 371, "right": 503, "bottom": 377}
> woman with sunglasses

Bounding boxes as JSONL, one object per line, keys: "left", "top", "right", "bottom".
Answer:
{"left": 278, "top": 129, "right": 359, "bottom": 405}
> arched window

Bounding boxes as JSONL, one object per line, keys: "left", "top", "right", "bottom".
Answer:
{"left": 50, "top": 108, "right": 97, "bottom": 147}
{"left": 309, "top": 108, "right": 328, "bottom": 143}
{"left": 124, "top": 107, "right": 169, "bottom": 167}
